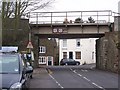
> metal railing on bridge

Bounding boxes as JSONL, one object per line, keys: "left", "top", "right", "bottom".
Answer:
{"left": 27, "top": 10, "right": 120, "bottom": 25}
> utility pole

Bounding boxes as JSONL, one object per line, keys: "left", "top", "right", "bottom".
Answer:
{"left": 27, "top": 31, "right": 33, "bottom": 66}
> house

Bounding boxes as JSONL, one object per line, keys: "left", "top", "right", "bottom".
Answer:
{"left": 59, "top": 38, "right": 98, "bottom": 65}
{"left": 38, "top": 38, "right": 58, "bottom": 66}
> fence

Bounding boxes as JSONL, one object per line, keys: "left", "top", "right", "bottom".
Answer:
{"left": 27, "top": 10, "right": 120, "bottom": 25}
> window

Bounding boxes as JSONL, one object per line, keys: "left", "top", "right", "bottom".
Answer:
{"left": 39, "top": 56, "right": 46, "bottom": 64}
{"left": 39, "top": 46, "right": 46, "bottom": 53}
{"left": 0, "top": 54, "right": 19, "bottom": 73}
{"left": 63, "top": 52, "right": 67, "bottom": 59}
{"left": 75, "top": 52, "right": 81, "bottom": 59}
{"left": 63, "top": 39, "right": 67, "bottom": 47}
{"left": 76, "top": 39, "right": 80, "bottom": 47}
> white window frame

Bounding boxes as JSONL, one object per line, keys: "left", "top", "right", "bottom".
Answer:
{"left": 38, "top": 56, "right": 46, "bottom": 64}
{"left": 47, "top": 56, "right": 53, "bottom": 66}
{"left": 39, "top": 46, "right": 46, "bottom": 53}
{"left": 63, "top": 52, "right": 67, "bottom": 59}
{"left": 75, "top": 51, "right": 81, "bottom": 59}
{"left": 62, "top": 39, "right": 67, "bottom": 48}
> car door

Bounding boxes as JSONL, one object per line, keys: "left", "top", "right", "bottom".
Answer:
{"left": 67, "top": 59, "right": 71, "bottom": 65}
{"left": 68, "top": 59, "right": 73, "bottom": 65}
{"left": 20, "top": 58, "right": 30, "bottom": 89}
{"left": 70, "top": 59, "right": 76, "bottom": 65}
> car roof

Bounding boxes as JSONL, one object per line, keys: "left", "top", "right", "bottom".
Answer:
{"left": 0, "top": 52, "right": 20, "bottom": 55}
{"left": 0, "top": 47, "right": 19, "bottom": 55}
{"left": 0, "top": 46, "right": 18, "bottom": 53}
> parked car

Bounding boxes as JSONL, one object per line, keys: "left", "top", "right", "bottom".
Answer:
{"left": 0, "top": 52, "right": 33, "bottom": 89}
{"left": 60, "top": 58, "right": 80, "bottom": 65}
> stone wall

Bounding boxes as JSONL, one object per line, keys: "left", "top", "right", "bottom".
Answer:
{"left": 96, "top": 31, "right": 120, "bottom": 73}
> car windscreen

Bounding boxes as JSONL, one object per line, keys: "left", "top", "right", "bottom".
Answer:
{"left": 0, "top": 54, "right": 19, "bottom": 74}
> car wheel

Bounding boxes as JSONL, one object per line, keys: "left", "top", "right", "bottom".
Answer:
{"left": 76, "top": 63, "right": 79, "bottom": 65}
{"left": 65, "top": 63, "right": 68, "bottom": 65}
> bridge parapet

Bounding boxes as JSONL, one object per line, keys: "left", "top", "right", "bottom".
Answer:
{"left": 28, "top": 10, "right": 119, "bottom": 25}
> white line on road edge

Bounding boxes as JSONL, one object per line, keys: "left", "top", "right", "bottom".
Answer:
{"left": 49, "top": 74, "right": 64, "bottom": 88}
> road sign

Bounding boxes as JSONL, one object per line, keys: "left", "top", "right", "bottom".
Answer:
{"left": 52, "top": 28, "right": 63, "bottom": 33}
{"left": 27, "top": 41, "right": 33, "bottom": 49}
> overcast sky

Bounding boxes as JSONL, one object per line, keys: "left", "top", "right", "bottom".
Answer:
{"left": 49, "top": 0, "right": 120, "bottom": 12}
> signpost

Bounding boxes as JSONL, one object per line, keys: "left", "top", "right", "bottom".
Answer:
{"left": 26, "top": 32, "right": 34, "bottom": 66}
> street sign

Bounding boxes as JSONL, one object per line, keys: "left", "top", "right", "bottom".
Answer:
{"left": 27, "top": 41, "right": 33, "bottom": 49}
{"left": 52, "top": 28, "right": 63, "bottom": 33}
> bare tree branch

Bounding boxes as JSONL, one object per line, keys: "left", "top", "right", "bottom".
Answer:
{"left": 2, "top": 0, "right": 55, "bottom": 18}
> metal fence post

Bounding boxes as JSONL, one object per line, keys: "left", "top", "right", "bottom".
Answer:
{"left": 36, "top": 13, "right": 38, "bottom": 24}
{"left": 51, "top": 12, "right": 52, "bottom": 27}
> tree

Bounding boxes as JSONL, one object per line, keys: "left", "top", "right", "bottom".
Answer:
{"left": 74, "top": 17, "right": 83, "bottom": 23}
{"left": 88, "top": 16, "right": 95, "bottom": 23}
{"left": 1, "top": 0, "right": 55, "bottom": 19}
{"left": 1, "top": 0, "right": 55, "bottom": 46}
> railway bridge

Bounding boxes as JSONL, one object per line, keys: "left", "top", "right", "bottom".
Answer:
{"left": 28, "top": 10, "right": 117, "bottom": 39}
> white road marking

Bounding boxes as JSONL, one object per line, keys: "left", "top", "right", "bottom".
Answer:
{"left": 92, "top": 82, "right": 105, "bottom": 90}
{"left": 81, "top": 69, "right": 88, "bottom": 72}
{"left": 71, "top": 68, "right": 105, "bottom": 90}
{"left": 78, "top": 74, "right": 82, "bottom": 77}
{"left": 83, "top": 77, "right": 91, "bottom": 82}
{"left": 90, "top": 66, "right": 95, "bottom": 69}
{"left": 49, "top": 74, "right": 64, "bottom": 88}
{"left": 73, "top": 70, "right": 77, "bottom": 73}
{"left": 84, "top": 70, "right": 88, "bottom": 72}
{"left": 71, "top": 69, "right": 77, "bottom": 73}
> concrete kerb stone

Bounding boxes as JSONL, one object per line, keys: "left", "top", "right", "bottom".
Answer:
{"left": 33, "top": 67, "right": 48, "bottom": 74}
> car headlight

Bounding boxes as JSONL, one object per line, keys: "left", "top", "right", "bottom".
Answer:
{"left": 10, "top": 82, "right": 22, "bottom": 90}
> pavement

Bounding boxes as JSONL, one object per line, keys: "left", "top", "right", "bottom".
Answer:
{"left": 32, "top": 67, "right": 48, "bottom": 74}
{"left": 29, "top": 67, "right": 60, "bottom": 88}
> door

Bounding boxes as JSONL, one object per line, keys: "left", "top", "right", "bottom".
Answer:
{"left": 47, "top": 56, "right": 53, "bottom": 66}
{"left": 69, "top": 52, "right": 73, "bottom": 59}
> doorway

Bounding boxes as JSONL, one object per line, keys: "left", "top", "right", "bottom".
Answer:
{"left": 69, "top": 52, "right": 73, "bottom": 59}
{"left": 47, "top": 56, "right": 53, "bottom": 66}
